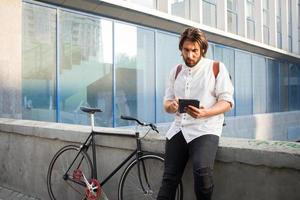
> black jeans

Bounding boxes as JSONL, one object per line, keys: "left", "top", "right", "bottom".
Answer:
{"left": 157, "top": 131, "right": 219, "bottom": 200}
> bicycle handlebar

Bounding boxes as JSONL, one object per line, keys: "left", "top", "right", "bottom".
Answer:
{"left": 120, "top": 115, "right": 159, "bottom": 133}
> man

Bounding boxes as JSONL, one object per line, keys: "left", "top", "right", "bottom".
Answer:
{"left": 157, "top": 27, "right": 234, "bottom": 200}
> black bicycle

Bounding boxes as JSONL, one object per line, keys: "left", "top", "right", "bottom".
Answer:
{"left": 47, "top": 106, "right": 183, "bottom": 200}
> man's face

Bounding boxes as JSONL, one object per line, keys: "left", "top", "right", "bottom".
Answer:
{"left": 181, "top": 40, "right": 202, "bottom": 67}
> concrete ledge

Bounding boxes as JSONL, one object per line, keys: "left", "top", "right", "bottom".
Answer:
{"left": 1, "top": 118, "right": 300, "bottom": 169}
{"left": 0, "top": 118, "right": 300, "bottom": 200}
{"left": 222, "top": 111, "right": 300, "bottom": 141}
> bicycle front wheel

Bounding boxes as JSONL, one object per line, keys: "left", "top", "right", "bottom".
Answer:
{"left": 118, "top": 154, "right": 183, "bottom": 200}
{"left": 47, "top": 145, "right": 93, "bottom": 200}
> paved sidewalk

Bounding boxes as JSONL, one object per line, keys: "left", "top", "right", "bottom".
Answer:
{"left": 0, "top": 185, "right": 39, "bottom": 200}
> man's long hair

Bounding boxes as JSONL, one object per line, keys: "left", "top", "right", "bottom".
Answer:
{"left": 179, "top": 27, "right": 209, "bottom": 57}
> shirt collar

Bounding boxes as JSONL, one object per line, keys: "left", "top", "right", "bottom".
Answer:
{"left": 183, "top": 57, "right": 206, "bottom": 72}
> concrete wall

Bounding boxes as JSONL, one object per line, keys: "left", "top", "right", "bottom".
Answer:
{"left": 0, "top": 118, "right": 299, "bottom": 200}
{"left": 222, "top": 111, "right": 300, "bottom": 141}
{"left": 158, "top": 111, "right": 300, "bottom": 142}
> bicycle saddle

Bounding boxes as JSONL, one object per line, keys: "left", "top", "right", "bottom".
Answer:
{"left": 80, "top": 106, "right": 102, "bottom": 114}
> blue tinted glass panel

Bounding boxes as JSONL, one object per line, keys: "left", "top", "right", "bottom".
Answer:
{"left": 267, "top": 59, "right": 280, "bottom": 112}
{"left": 115, "top": 23, "right": 155, "bottom": 126}
{"left": 279, "top": 63, "right": 289, "bottom": 111}
{"left": 59, "top": 11, "right": 113, "bottom": 126}
{"left": 252, "top": 55, "right": 267, "bottom": 114}
{"left": 206, "top": 43, "right": 214, "bottom": 59}
{"left": 22, "top": 3, "right": 56, "bottom": 122}
{"left": 235, "top": 51, "right": 252, "bottom": 115}
{"left": 156, "top": 32, "right": 181, "bottom": 123}
{"left": 214, "top": 45, "right": 235, "bottom": 116}
{"left": 289, "top": 64, "right": 300, "bottom": 110}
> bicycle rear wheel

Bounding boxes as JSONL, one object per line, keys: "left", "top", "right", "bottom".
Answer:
{"left": 118, "top": 154, "right": 183, "bottom": 200}
{"left": 47, "top": 145, "right": 93, "bottom": 200}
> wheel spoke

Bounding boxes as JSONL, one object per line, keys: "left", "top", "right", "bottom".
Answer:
{"left": 119, "top": 155, "right": 166, "bottom": 200}
{"left": 47, "top": 145, "right": 92, "bottom": 200}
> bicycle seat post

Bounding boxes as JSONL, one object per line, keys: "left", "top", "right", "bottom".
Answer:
{"left": 90, "top": 113, "right": 95, "bottom": 132}
{"left": 135, "top": 124, "right": 139, "bottom": 138}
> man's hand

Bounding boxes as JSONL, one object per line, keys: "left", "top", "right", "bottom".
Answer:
{"left": 185, "top": 106, "right": 207, "bottom": 118}
{"left": 185, "top": 100, "right": 231, "bottom": 118}
{"left": 164, "top": 99, "right": 179, "bottom": 113}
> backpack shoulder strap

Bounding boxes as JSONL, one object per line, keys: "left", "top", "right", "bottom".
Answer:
{"left": 213, "top": 61, "right": 219, "bottom": 79}
{"left": 175, "top": 64, "right": 183, "bottom": 80}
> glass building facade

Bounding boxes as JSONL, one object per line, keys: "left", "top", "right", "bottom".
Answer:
{"left": 21, "top": 2, "right": 300, "bottom": 127}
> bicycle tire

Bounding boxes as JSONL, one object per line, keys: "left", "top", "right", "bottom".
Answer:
{"left": 47, "top": 145, "right": 93, "bottom": 200}
{"left": 118, "top": 154, "right": 183, "bottom": 200}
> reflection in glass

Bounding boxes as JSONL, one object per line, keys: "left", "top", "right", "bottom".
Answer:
{"left": 235, "top": 51, "right": 252, "bottom": 116}
{"left": 227, "top": 0, "right": 237, "bottom": 11}
{"left": 214, "top": 45, "right": 235, "bottom": 116}
{"left": 126, "top": 0, "right": 156, "bottom": 9}
{"left": 267, "top": 59, "right": 280, "bottom": 112}
{"left": 59, "top": 11, "right": 113, "bottom": 126}
{"left": 22, "top": 3, "right": 56, "bottom": 122}
{"left": 170, "top": 0, "right": 190, "bottom": 19}
{"left": 263, "top": 26, "right": 270, "bottom": 45}
{"left": 227, "top": 11, "right": 238, "bottom": 34}
{"left": 280, "top": 63, "right": 289, "bottom": 111}
{"left": 263, "top": 0, "right": 270, "bottom": 44}
{"left": 156, "top": 32, "right": 181, "bottom": 123}
{"left": 277, "top": 32, "right": 282, "bottom": 48}
{"left": 227, "top": 0, "right": 238, "bottom": 34}
{"left": 203, "top": 1, "right": 217, "bottom": 27}
{"left": 206, "top": 43, "right": 214, "bottom": 59}
{"left": 246, "top": 0, "right": 254, "bottom": 19}
{"left": 115, "top": 23, "right": 155, "bottom": 126}
{"left": 289, "top": 64, "right": 300, "bottom": 110}
{"left": 247, "top": 19, "right": 255, "bottom": 40}
{"left": 276, "top": 0, "right": 282, "bottom": 49}
{"left": 252, "top": 55, "right": 267, "bottom": 114}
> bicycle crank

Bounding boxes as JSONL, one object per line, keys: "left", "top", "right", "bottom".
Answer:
{"left": 85, "top": 179, "right": 101, "bottom": 200}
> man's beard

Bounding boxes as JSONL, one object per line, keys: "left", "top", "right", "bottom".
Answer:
{"left": 183, "top": 57, "right": 201, "bottom": 67}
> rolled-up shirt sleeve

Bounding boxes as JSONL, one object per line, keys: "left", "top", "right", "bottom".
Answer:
{"left": 164, "top": 67, "right": 176, "bottom": 101}
{"left": 215, "top": 62, "right": 234, "bottom": 108}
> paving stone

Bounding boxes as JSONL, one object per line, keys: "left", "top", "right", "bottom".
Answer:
{"left": 0, "top": 186, "right": 39, "bottom": 200}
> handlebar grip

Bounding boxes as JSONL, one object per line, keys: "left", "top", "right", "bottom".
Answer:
{"left": 120, "top": 115, "right": 159, "bottom": 133}
{"left": 120, "top": 115, "right": 136, "bottom": 121}
{"left": 120, "top": 115, "right": 144, "bottom": 125}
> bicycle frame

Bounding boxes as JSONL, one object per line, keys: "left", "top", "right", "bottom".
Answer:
{"left": 47, "top": 108, "right": 183, "bottom": 200}
{"left": 64, "top": 128, "right": 147, "bottom": 188}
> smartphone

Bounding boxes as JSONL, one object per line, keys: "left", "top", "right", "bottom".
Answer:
{"left": 178, "top": 99, "right": 200, "bottom": 113}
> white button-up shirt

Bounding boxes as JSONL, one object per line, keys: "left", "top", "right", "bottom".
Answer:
{"left": 164, "top": 58, "right": 234, "bottom": 143}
